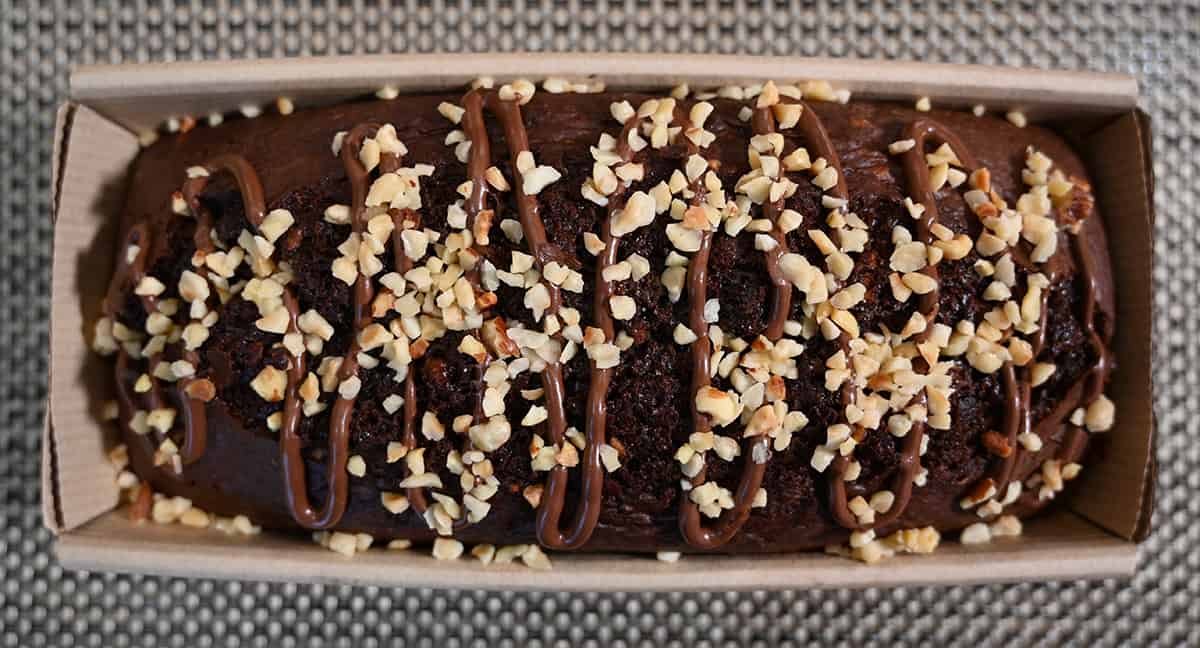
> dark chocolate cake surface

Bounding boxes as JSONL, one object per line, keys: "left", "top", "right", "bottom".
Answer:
{"left": 93, "top": 79, "right": 1116, "bottom": 560}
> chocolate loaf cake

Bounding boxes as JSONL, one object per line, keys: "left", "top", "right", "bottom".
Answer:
{"left": 92, "top": 78, "right": 1116, "bottom": 562}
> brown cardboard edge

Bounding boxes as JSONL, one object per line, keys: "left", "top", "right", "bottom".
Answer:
{"left": 71, "top": 53, "right": 1140, "bottom": 101}
{"left": 43, "top": 102, "right": 77, "bottom": 534}
{"left": 42, "top": 415, "right": 62, "bottom": 533}
{"left": 1058, "top": 111, "right": 1156, "bottom": 541}
{"left": 51, "top": 103, "right": 74, "bottom": 222}
{"left": 57, "top": 510, "right": 1136, "bottom": 591}
{"left": 1132, "top": 108, "right": 1157, "bottom": 542}
{"left": 48, "top": 103, "right": 141, "bottom": 533}
{"left": 46, "top": 56, "right": 1151, "bottom": 588}
{"left": 69, "top": 53, "right": 1138, "bottom": 133}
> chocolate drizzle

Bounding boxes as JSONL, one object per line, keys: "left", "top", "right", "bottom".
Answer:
{"left": 828, "top": 119, "right": 1111, "bottom": 530}
{"left": 897, "top": 122, "right": 1034, "bottom": 504}
{"left": 278, "top": 124, "right": 382, "bottom": 528}
{"left": 985, "top": 224, "right": 1111, "bottom": 497}
{"left": 171, "top": 353, "right": 209, "bottom": 464}
{"left": 1037, "top": 222, "right": 1112, "bottom": 472}
{"left": 105, "top": 225, "right": 163, "bottom": 467}
{"left": 388, "top": 208, "right": 429, "bottom": 517}
{"left": 733, "top": 101, "right": 900, "bottom": 532}
{"left": 171, "top": 157, "right": 278, "bottom": 468}
{"left": 171, "top": 150, "right": 371, "bottom": 528}
{"left": 753, "top": 107, "right": 795, "bottom": 341}
{"left": 737, "top": 100, "right": 884, "bottom": 532}
{"left": 791, "top": 106, "right": 861, "bottom": 497}
{"left": 672, "top": 105, "right": 763, "bottom": 547}
{"left": 105, "top": 156, "right": 268, "bottom": 478}
{"left": 182, "top": 154, "right": 268, "bottom": 228}
{"left": 466, "top": 91, "right": 593, "bottom": 548}
{"left": 445, "top": 89, "right": 503, "bottom": 529}
{"left": 1072, "top": 223, "right": 1113, "bottom": 406}
{"left": 106, "top": 153, "right": 280, "bottom": 479}
{"left": 112, "top": 349, "right": 172, "bottom": 472}
{"left": 462, "top": 91, "right": 493, "bottom": 220}
{"left": 829, "top": 120, "right": 983, "bottom": 530}
{"left": 531, "top": 112, "right": 641, "bottom": 548}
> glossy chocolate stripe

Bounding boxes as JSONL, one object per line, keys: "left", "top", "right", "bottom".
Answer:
{"left": 678, "top": 103, "right": 770, "bottom": 549}
{"left": 834, "top": 119, "right": 981, "bottom": 529}
{"left": 538, "top": 115, "right": 641, "bottom": 549}
{"left": 771, "top": 100, "right": 882, "bottom": 531}
{"left": 476, "top": 92, "right": 591, "bottom": 548}
{"left": 182, "top": 153, "right": 268, "bottom": 228}
{"left": 279, "top": 123, "right": 379, "bottom": 528}
{"left": 437, "top": 89, "right": 501, "bottom": 532}
{"left": 388, "top": 207, "right": 429, "bottom": 517}
{"left": 103, "top": 224, "right": 157, "bottom": 317}
{"left": 1073, "top": 225, "right": 1113, "bottom": 406}
{"left": 172, "top": 353, "right": 209, "bottom": 464}
{"left": 110, "top": 155, "right": 266, "bottom": 479}
{"left": 176, "top": 154, "right": 276, "bottom": 471}
{"left": 112, "top": 351, "right": 165, "bottom": 475}
{"left": 752, "top": 106, "right": 794, "bottom": 342}
{"left": 103, "top": 225, "right": 161, "bottom": 466}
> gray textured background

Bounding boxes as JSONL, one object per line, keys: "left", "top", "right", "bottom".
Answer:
{"left": 2, "top": 1, "right": 1196, "bottom": 645}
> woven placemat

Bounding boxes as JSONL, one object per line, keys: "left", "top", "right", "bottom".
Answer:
{"left": 3, "top": 1, "right": 1195, "bottom": 645}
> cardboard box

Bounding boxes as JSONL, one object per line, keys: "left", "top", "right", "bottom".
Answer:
{"left": 45, "top": 54, "right": 1155, "bottom": 591}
